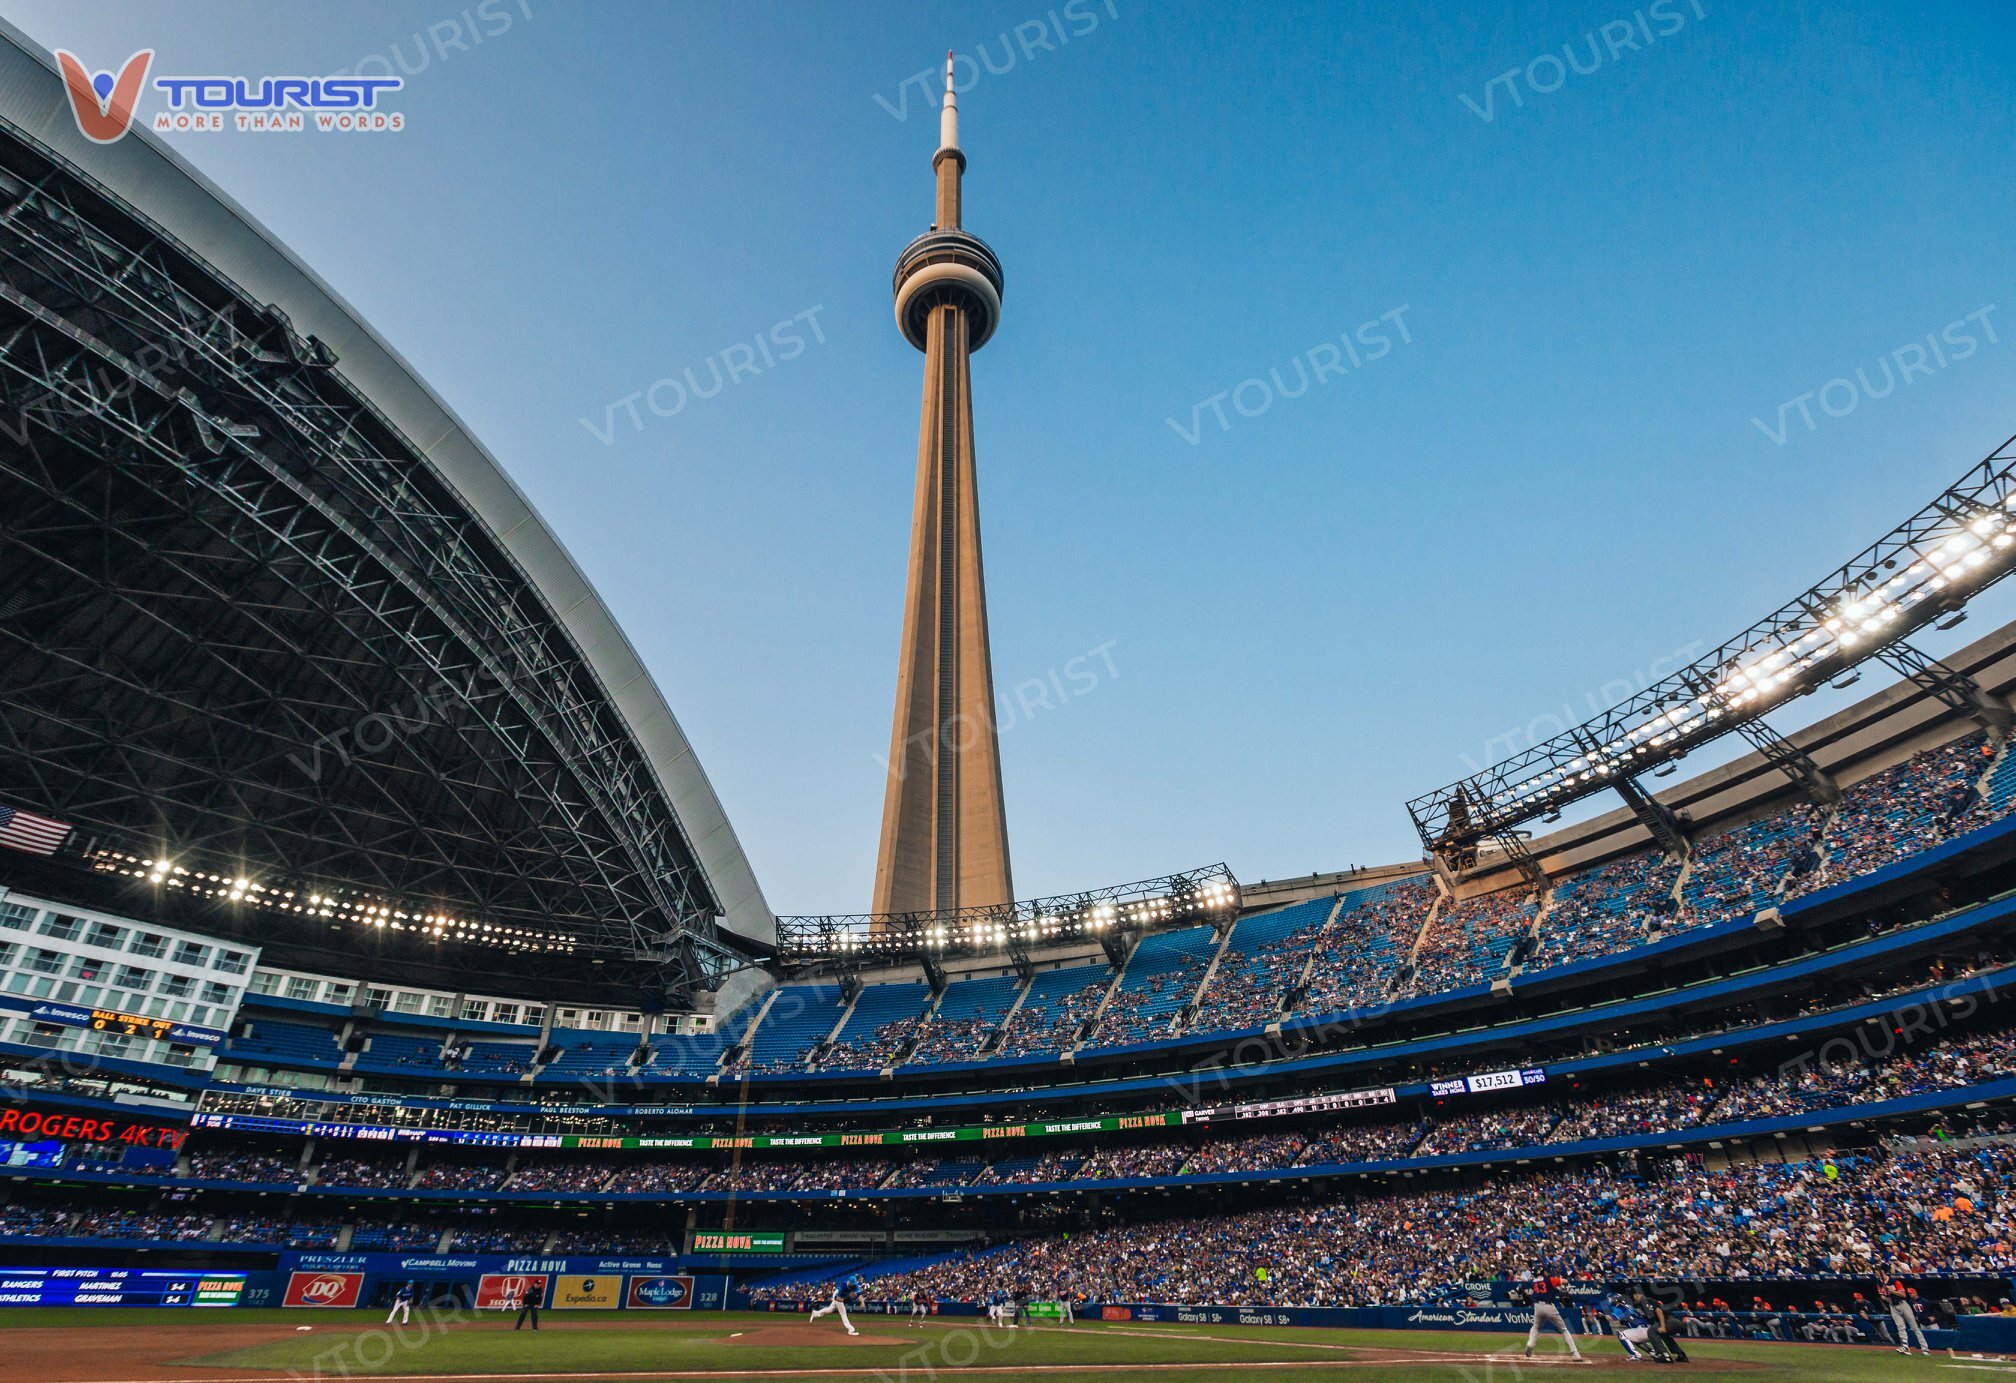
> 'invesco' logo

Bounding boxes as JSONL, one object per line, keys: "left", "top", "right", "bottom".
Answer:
{"left": 54, "top": 49, "right": 153, "bottom": 144}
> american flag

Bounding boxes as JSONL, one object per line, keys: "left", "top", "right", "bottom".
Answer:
{"left": 0, "top": 804, "right": 70, "bottom": 856}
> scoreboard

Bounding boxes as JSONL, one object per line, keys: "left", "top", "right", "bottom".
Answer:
{"left": 89, "top": 1007, "right": 178, "bottom": 1040}
{"left": 1429, "top": 1068, "right": 1547, "bottom": 1098}
{"left": 0, "top": 1268, "right": 245, "bottom": 1307}
{"left": 24, "top": 1000, "right": 224, "bottom": 1047}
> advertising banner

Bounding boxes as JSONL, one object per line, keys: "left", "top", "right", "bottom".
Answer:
{"left": 475, "top": 1274, "right": 548, "bottom": 1310}
{"left": 280, "top": 1251, "right": 676, "bottom": 1277}
{"left": 549, "top": 1275, "right": 621, "bottom": 1309}
{"left": 626, "top": 1275, "right": 695, "bottom": 1309}
{"left": 0, "top": 1103, "right": 187, "bottom": 1149}
{"left": 688, "top": 1230, "right": 784, "bottom": 1253}
{"left": 283, "top": 1271, "right": 363, "bottom": 1308}
{"left": 23, "top": 1000, "right": 226, "bottom": 1047}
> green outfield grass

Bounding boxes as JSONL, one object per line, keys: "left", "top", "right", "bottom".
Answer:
{"left": 9, "top": 1308, "right": 1962, "bottom": 1382}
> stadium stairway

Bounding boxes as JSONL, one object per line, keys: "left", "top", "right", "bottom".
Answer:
{"left": 1277, "top": 894, "right": 1348, "bottom": 1018}
{"left": 1178, "top": 918, "right": 1241, "bottom": 1024}
{"left": 819, "top": 980, "right": 932, "bottom": 1071}
{"left": 904, "top": 971, "right": 1021, "bottom": 1065}
{"left": 1078, "top": 924, "right": 1220, "bottom": 1051}
{"left": 986, "top": 972, "right": 1033, "bottom": 1053}
{"left": 1190, "top": 894, "right": 1339, "bottom": 1032}
{"left": 1286, "top": 876, "right": 1440, "bottom": 1019}
{"left": 742, "top": 984, "right": 848, "bottom": 1073}
{"left": 995, "top": 962, "right": 1107, "bottom": 1057}
{"left": 713, "top": 986, "right": 782, "bottom": 1080}
{"left": 818, "top": 990, "right": 856, "bottom": 1060}
{"left": 951, "top": 971, "right": 1036, "bottom": 1061}
{"left": 1397, "top": 887, "right": 1446, "bottom": 988}
{"left": 1985, "top": 737, "right": 2016, "bottom": 811}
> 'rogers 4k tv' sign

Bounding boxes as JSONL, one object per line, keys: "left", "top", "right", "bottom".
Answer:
{"left": 54, "top": 49, "right": 404, "bottom": 143}
{"left": 0, "top": 1103, "right": 185, "bottom": 1149}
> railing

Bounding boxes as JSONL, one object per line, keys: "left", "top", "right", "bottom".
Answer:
{"left": 775, "top": 865, "right": 1239, "bottom": 964}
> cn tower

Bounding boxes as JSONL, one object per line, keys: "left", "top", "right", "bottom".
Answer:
{"left": 872, "top": 55, "right": 1013, "bottom": 917}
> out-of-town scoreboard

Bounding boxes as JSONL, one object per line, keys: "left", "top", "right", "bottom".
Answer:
{"left": 0, "top": 1269, "right": 245, "bottom": 1306}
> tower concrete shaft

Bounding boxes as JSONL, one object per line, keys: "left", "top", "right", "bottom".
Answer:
{"left": 873, "top": 56, "right": 1012, "bottom": 916}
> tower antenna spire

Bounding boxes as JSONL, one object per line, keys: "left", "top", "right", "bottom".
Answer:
{"left": 939, "top": 49, "right": 959, "bottom": 155}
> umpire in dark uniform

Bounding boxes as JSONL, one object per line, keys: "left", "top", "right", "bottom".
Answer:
{"left": 508, "top": 1280, "right": 541, "bottom": 1331}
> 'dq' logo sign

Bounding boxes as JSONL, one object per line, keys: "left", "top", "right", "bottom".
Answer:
{"left": 283, "top": 1271, "right": 362, "bottom": 1308}
{"left": 54, "top": 50, "right": 154, "bottom": 144}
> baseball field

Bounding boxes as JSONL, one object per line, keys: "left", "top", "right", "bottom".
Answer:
{"left": 0, "top": 1307, "right": 1984, "bottom": 1382}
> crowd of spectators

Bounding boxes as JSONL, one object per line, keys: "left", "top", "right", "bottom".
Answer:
{"left": 994, "top": 975, "right": 1108, "bottom": 1057}
{"left": 602, "top": 1162, "right": 709, "bottom": 1194}
{"left": 1078, "top": 1145, "right": 1188, "bottom": 1180}
{"left": 1407, "top": 890, "right": 1537, "bottom": 996}
{"left": 816, "top": 1019, "right": 919, "bottom": 1072}
{"left": 1296, "top": 880, "right": 1437, "bottom": 1017}
{"left": 1088, "top": 962, "right": 1205, "bottom": 1048}
{"left": 974, "top": 1151, "right": 1087, "bottom": 1184}
{"left": 448, "top": 1042, "right": 534, "bottom": 1077}
{"left": 449, "top": 1224, "right": 548, "bottom": 1253}
{"left": 1178, "top": 1131, "right": 1307, "bottom": 1175}
{"left": 1713, "top": 1025, "right": 2016, "bottom": 1123}
{"left": 1199, "top": 922, "right": 1326, "bottom": 1031}
{"left": 313, "top": 1155, "right": 412, "bottom": 1190}
{"left": 183, "top": 1150, "right": 299, "bottom": 1183}
{"left": 823, "top": 1142, "right": 2016, "bottom": 1307}
{"left": 414, "top": 1160, "right": 508, "bottom": 1191}
{"left": 791, "top": 1157, "right": 896, "bottom": 1192}
{"left": 210, "top": 1216, "right": 342, "bottom": 1248}
{"left": 548, "top": 1227, "right": 673, "bottom": 1254}
{"left": 0, "top": 1205, "right": 72, "bottom": 1235}
{"left": 1550, "top": 1083, "right": 1720, "bottom": 1142}
{"left": 885, "top": 1158, "right": 984, "bottom": 1189}
{"left": 348, "top": 1219, "right": 440, "bottom": 1250}
{"left": 1412, "top": 1104, "right": 1562, "bottom": 1156}
{"left": 692, "top": 743, "right": 2016, "bottom": 1072}
{"left": 70, "top": 1209, "right": 212, "bottom": 1241}
{"left": 1792, "top": 736, "right": 2002, "bottom": 899}
{"left": 19, "top": 1016, "right": 2016, "bottom": 1263}
{"left": 1679, "top": 801, "right": 1827, "bottom": 928}
{"left": 507, "top": 1161, "right": 611, "bottom": 1194}
{"left": 30, "top": 1006, "right": 2016, "bottom": 1237}
{"left": 701, "top": 1161, "right": 812, "bottom": 1193}
{"left": 904, "top": 1008, "right": 1003, "bottom": 1065}
{"left": 1530, "top": 849, "right": 1682, "bottom": 972}
{"left": 1296, "top": 1119, "right": 1429, "bottom": 1165}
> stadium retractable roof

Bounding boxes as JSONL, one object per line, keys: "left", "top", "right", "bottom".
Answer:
{"left": 0, "top": 26, "right": 770, "bottom": 1001}
{"left": 1408, "top": 430, "right": 2016, "bottom": 862}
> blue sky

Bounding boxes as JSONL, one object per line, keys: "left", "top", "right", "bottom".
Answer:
{"left": 9, "top": 0, "right": 2014, "bottom": 913}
